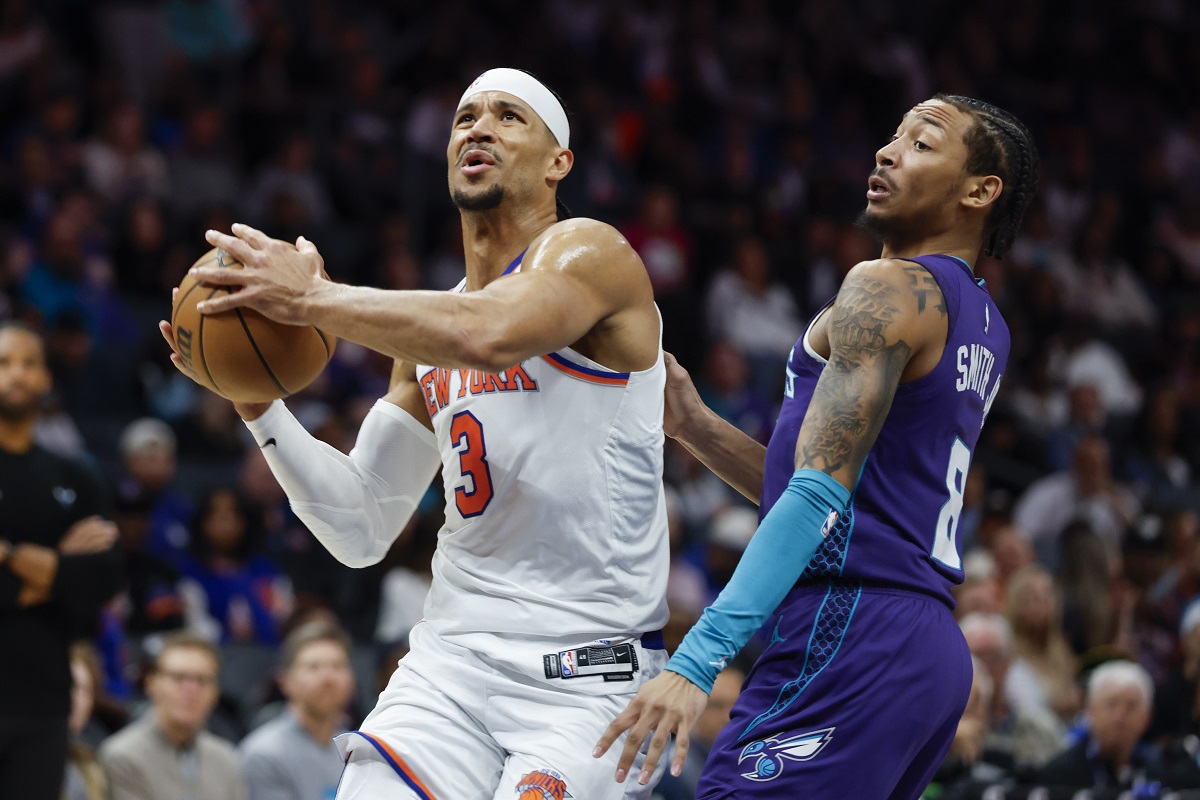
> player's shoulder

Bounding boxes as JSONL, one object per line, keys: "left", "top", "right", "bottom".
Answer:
{"left": 523, "top": 217, "right": 648, "bottom": 294}
{"left": 844, "top": 257, "right": 926, "bottom": 282}
{"left": 530, "top": 215, "right": 633, "bottom": 256}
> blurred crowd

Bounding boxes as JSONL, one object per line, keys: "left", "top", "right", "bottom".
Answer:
{"left": 3, "top": 0, "right": 1200, "bottom": 798}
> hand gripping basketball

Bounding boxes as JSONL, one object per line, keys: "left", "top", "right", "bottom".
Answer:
{"left": 162, "top": 227, "right": 336, "bottom": 403}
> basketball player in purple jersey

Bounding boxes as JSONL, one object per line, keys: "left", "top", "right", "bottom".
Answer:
{"left": 596, "top": 95, "right": 1038, "bottom": 798}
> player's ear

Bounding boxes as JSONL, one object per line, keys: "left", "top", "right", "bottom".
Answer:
{"left": 547, "top": 148, "right": 573, "bottom": 183}
{"left": 962, "top": 175, "right": 1002, "bottom": 213}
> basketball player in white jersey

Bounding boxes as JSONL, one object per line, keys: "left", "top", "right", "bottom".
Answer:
{"left": 160, "top": 69, "right": 670, "bottom": 799}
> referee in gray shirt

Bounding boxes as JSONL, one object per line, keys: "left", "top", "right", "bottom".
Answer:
{"left": 239, "top": 620, "right": 357, "bottom": 800}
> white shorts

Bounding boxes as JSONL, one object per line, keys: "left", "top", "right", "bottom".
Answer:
{"left": 334, "top": 621, "right": 669, "bottom": 800}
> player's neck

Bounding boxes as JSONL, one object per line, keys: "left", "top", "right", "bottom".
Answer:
{"left": 460, "top": 204, "right": 557, "bottom": 289}
{"left": 880, "top": 234, "right": 980, "bottom": 272}
{"left": 0, "top": 418, "right": 36, "bottom": 454}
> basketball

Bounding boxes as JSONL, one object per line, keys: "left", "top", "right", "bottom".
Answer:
{"left": 170, "top": 247, "right": 335, "bottom": 403}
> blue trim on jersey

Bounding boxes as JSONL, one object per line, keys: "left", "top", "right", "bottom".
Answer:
{"left": 740, "top": 583, "right": 863, "bottom": 740}
{"left": 542, "top": 351, "right": 631, "bottom": 380}
{"left": 946, "top": 255, "right": 972, "bottom": 275}
{"left": 641, "top": 629, "right": 665, "bottom": 650}
{"left": 347, "top": 732, "right": 436, "bottom": 800}
{"left": 502, "top": 249, "right": 526, "bottom": 275}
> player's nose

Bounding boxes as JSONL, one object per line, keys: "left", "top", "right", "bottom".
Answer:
{"left": 875, "top": 140, "right": 898, "bottom": 168}
{"left": 466, "top": 114, "right": 498, "bottom": 143}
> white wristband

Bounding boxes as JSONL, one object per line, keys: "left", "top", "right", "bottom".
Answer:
{"left": 244, "top": 400, "right": 440, "bottom": 567}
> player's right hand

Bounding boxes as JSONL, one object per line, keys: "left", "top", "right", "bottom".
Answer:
{"left": 663, "top": 352, "right": 705, "bottom": 440}
{"left": 58, "top": 516, "right": 118, "bottom": 555}
{"left": 593, "top": 669, "right": 709, "bottom": 785}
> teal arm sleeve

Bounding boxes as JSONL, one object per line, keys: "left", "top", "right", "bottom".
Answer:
{"left": 666, "top": 468, "right": 851, "bottom": 693}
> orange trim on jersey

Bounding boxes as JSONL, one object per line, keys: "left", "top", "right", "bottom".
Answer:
{"left": 355, "top": 732, "right": 438, "bottom": 800}
{"left": 539, "top": 353, "right": 630, "bottom": 386}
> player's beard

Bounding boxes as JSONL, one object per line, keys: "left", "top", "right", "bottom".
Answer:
{"left": 854, "top": 206, "right": 905, "bottom": 244}
{"left": 453, "top": 184, "right": 505, "bottom": 212}
{"left": 0, "top": 392, "right": 41, "bottom": 422}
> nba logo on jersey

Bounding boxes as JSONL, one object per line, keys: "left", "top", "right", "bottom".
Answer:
{"left": 559, "top": 650, "right": 576, "bottom": 678}
{"left": 515, "top": 769, "right": 572, "bottom": 799}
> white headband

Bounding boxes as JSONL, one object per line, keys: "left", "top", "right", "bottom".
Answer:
{"left": 459, "top": 68, "right": 569, "bottom": 149}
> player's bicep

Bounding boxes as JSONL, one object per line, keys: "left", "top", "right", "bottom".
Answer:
{"left": 383, "top": 360, "right": 433, "bottom": 432}
{"left": 793, "top": 263, "right": 919, "bottom": 489}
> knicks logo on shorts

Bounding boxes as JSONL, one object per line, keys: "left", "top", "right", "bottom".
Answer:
{"left": 738, "top": 728, "right": 835, "bottom": 782}
{"left": 515, "top": 769, "right": 572, "bottom": 800}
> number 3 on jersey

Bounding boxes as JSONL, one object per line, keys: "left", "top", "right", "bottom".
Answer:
{"left": 932, "top": 438, "right": 971, "bottom": 571}
{"left": 451, "top": 411, "right": 494, "bottom": 517}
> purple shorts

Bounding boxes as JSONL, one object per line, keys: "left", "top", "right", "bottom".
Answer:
{"left": 697, "top": 583, "right": 971, "bottom": 799}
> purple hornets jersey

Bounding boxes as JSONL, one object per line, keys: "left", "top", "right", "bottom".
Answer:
{"left": 761, "top": 254, "right": 1009, "bottom": 608}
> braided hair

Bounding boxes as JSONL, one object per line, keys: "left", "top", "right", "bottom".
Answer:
{"left": 936, "top": 94, "right": 1039, "bottom": 259}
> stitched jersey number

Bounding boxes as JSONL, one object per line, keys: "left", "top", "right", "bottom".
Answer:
{"left": 450, "top": 411, "right": 494, "bottom": 518}
{"left": 932, "top": 438, "right": 971, "bottom": 570}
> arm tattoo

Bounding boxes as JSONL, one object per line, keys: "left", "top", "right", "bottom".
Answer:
{"left": 797, "top": 275, "right": 912, "bottom": 477}
{"left": 901, "top": 264, "right": 946, "bottom": 317}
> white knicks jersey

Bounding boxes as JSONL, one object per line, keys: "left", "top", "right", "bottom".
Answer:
{"left": 414, "top": 317, "right": 669, "bottom": 687}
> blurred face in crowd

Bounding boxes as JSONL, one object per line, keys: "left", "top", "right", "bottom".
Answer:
{"left": 126, "top": 443, "right": 175, "bottom": 491}
{"left": 1072, "top": 436, "right": 1112, "bottom": 495}
{"left": 149, "top": 646, "right": 220, "bottom": 740}
{"left": 1011, "top": 569, "right": 1056, "bottom": 633}
{"left": 0, "top": 328, "right": 50, "bottom": 423}
{"left": 282, "top": 639, "right": 355, "bottom": 722}
{"left": 858, "top": 99, "right": 992, "bottom": 247}
{"left": 963, "top": 625, "right": 1009, "bottom": 690}
{"left": 1087, "top": 680, "right": 1150, "bottom": 761}
{"left": 200, "top": 489, "right": 248, "bottom": 556}
{"left": 447, "top": 91, "right": 569, "bottom": 214}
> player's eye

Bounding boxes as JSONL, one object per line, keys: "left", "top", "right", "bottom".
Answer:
{"left": 456, "top": 114, "right": 475, "bottom": 125}
{"left": 503, "top": 111, "right": 520, "bottom": 121}
{"left": 914, "top": 140, "right": 930, "bottom": 151}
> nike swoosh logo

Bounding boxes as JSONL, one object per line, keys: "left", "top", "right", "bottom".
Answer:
{"left": 262, "top": 438, "right": 277, "bottom": 448}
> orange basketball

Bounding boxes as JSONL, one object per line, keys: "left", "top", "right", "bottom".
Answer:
{"left": 170, "top": 247, "right": 335, "bottom": 403}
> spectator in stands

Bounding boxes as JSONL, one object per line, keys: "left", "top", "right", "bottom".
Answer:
{"left": 1013, "top": 435, "right": 1140, "bottom": 554}
{"left": 695, "top": 340, "right": 775, "bottom": 444}
{"left": 239, "top": 620, "right": 355, "bottom": 800}
{"left": 703, "top": 235, "right": 803, "bottom": 391}
{"left": 1005, "top": 564, "right": 1080, "bottom": 722}
{"left": 1037, "top": 660, "right": 1163, "bottom": 793}
{"left": 0, "top": 321, "right": 124, "bottom": 798}
{"left": 116, "top": 417, "right": 192, "bottom": 568}
{"left": 959, "top": 613, "right": 1064, "bottom": 768}
{"left": 1148, "top": 598, "right": 1200, "bottom": 745}
{"left": 99, "top": 632, "right": 248, "bottom": 800}
{"left": 1056, "top": 520, "right": 1136, "bottom": 657}
{"left": 180, "top": 487, "right": 289, "bottom": 645}
{"left": 81, "top": 103, "right": 169, "bottom": 204}
{"left": 63, "top": 643, "right": 109, "bottom": 800}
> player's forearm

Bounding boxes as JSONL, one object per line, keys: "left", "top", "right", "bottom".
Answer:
{"left": 301, "top": 283, "right": 514, "bottom": 371}
{"left": 674, "top": 409, "right": 766, "bottom": 504}
{"left": 243, "top": 399, "right": 440, "bottom": 568}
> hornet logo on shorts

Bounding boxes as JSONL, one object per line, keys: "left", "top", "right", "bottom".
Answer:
{"left": 515, "top": 769, "right": 572, "bottom": 800}
{"left": 738, "top": 727, "right": 835, "bottom": 782}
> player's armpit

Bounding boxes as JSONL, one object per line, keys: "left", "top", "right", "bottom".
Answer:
{"left": 385, "top": 360, "right": 434, "bottom": 432}
{"left": 794, "top": 260, "right": 932, "bottom": 491}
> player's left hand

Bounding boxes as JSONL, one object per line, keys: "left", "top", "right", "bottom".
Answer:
{"left": 194, "top": 224, "right": 329, "bottom": 325}
{"left": 593, "top": 669, "right": 709, "bottom": 785}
